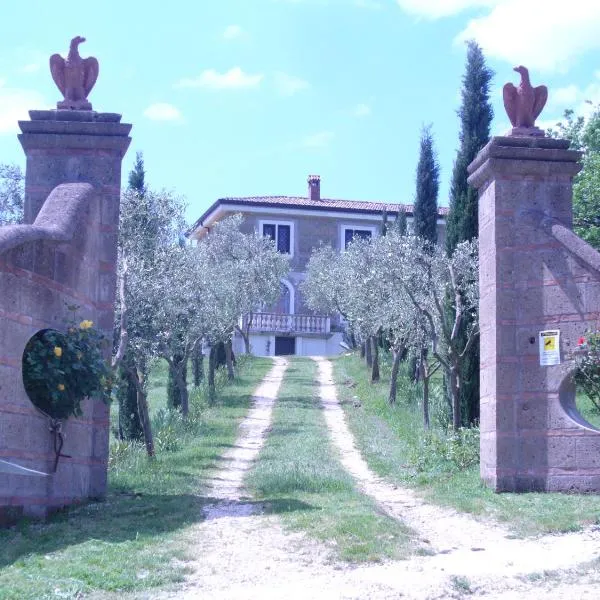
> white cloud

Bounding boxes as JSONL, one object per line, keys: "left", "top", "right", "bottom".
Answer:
{"left": 21, "top": 63, "right": 41, "bottom": 74}
{"left": 175, "top": 67, "right": 264, "bottom": 90}
{"left": 551, "top": 84, "right": 580, "bottom": 108}
{"left": 354, "top": 0, "right": 382, "bottom": 9}
{"left": 456, "top": 1, "right": 600, "bottom": 72}
{"left": 0, "top": 81, "right": 48, "bottom": 133}
{"left": 223, "top": 25, "right": 243, "bottom": 40}
{"left": 353, "top": 103, "right": 371, "bottom": 117}
{"left": 395, "top": 1, "right": 600, "bottom": 73}
{"left": 302, "top": 131, "right": 335, "bottom": 148}
{"left": 143, "top": 103, "right": 183, "bottom": 122}
{"left": 396, "top": 0, "right": 496, "bottom": 19}
{"left": 274, "top": 72, "right": 310, "bottom": 96}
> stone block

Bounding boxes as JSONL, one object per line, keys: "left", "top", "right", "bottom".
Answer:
{"left": 575, "top": 436, "right": 600, "bottom": 469}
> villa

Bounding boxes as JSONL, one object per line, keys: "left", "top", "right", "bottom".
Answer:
{"left": 188, "top": 175, "right": 447, "bottom": 356}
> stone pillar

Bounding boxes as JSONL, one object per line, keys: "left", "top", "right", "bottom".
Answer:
{"left": 0, "top": 110, "right": 130, "bottom": 521}
{"left": 19, "top": 110, "right": 131, "bottom": 225}
{"left": 468, "top": 136, "right": 600, "bottom": 492}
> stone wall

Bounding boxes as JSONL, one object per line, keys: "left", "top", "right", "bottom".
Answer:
{"left": 0, "top": 110, "right": 130, "bottom": 521}
{"left": 468, "top": 136, "right": 600, "bottom": 492}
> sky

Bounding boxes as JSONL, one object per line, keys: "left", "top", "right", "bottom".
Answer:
{"left": 1, "top": 0, "right": 600, "bottom": 222}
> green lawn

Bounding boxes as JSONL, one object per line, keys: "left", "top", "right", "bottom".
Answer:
{"left": 0, "top": 357, "right": 272, "bottom": 600}
{"left": 246, "top": 357, "right": 418, "bottom": 562}
{"left": 333, "top": 352, "right": 600, "bottom": 537}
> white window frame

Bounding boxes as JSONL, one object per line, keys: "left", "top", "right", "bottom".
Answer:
{"left": 259, "top": 219, "right": 295, "bottom": 257}
{"left": 339, "top": 224, "right": 377, "bottom": 251}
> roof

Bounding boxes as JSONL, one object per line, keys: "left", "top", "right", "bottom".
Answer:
{"left": 189, "top": 195, "right": 449, "bottom": 235}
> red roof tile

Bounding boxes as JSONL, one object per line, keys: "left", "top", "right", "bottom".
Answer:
{"left": 190, "top": 195, "right": 449, "bottom": 234}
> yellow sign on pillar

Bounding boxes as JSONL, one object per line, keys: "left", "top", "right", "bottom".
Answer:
{"left": 539, "top": 330, "right": 560, "bottom": 366}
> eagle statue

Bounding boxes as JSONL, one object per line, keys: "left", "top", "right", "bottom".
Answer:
{"left": 503, "top": 66, "right": 547, "bottom": 131}
{"left": 50, "top": 36, "right": 99, "bottom": 110}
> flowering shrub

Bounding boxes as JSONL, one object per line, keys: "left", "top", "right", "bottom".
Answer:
{"left": 573, "top": 330, "right": 600, "bottom": 413}
{"left": 22, "top": 317, "right": 112, "bottom": 421}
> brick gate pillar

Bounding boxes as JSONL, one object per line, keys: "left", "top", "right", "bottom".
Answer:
{"left": 468, "top": 136, "right": 600, "bottom": 492}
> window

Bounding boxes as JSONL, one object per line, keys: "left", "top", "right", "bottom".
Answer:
{"left": 260, "top": 220, "right": 293, "bottom": 255}
{"left": 343, "top": 227, "right": 373, "bottom": 249}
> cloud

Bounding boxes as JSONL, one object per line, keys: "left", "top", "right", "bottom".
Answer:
{"left": 550, "top": 84, "right": 580, "bottom": 108}
{"left": 0, "top": 80, "right": 48, "bottom": 133}
{"left": 302, "top": 131, "right": 335, "bottom": 148}
{"left": 223, "top": 25, "right": 243, "bottom": 40}
{"left": 21, "top": 63, "right": 41, "bottom": 74}
{"left": 353, "top": 103, "right": 371, "bottom": 117}
{"left": 396, "top": 0, "right": 496, "bottom": 19}
{"left": 143, "top": 103, "right": 183, "bottom": 122}
{"left": 175, "top": 67, "right": 264, "bottom": 90}
{"left": 274, "top": 72, "right": 310, "bottom": 96}
{"left": 457, "top": 1, "right": 600, "bottom": 72}
{"left": 395, "top": 1, "right": 600, "bottom": 72}
{"left": 354, "top": 0, "right": 383, "bottom": 8}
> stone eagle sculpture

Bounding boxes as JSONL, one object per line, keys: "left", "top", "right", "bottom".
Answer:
{"left": 503, "top": 65, "right": 547, "bottom": 133}
{"left": 50, "top": 36, "right": 99, "bottom": 110}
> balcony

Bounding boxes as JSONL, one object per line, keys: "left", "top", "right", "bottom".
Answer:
{"left": 241, "top": 312, "right": 330, "bottom": 335}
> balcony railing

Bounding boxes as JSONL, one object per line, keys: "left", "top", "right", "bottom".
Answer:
{"left": 241, "top": 312, "right": 330, "bottom": 335}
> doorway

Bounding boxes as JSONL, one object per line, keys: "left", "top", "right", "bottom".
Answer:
{"left": 275, "top": 336, "right": 296, "bottom": 356}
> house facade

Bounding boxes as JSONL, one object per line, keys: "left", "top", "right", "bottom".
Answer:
{"left": 188, "top": 175, "right": 447, "bottom": 357}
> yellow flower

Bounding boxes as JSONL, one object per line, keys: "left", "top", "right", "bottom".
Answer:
{"left": 79, "top": 320, "right": 94, "bottom": 330}
{"left": 53, "top": 346, "right": 63, "bottom": 358}
{"left": 57, "top": 383, "right": 65, "bottom": 391}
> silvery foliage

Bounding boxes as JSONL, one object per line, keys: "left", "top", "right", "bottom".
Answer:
{"left": 302, "top": 230, "right": 479, "bottom": 361}
{"left": 193, "top": 214, "right": 289, "bottom": 345}
{"left": 0, "top": 164, "right": 24, "bottom": 225}
{"left": 118, "top": 197, "right": 288, "bottom": 364}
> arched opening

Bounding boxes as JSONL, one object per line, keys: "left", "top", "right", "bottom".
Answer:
{"left": 265, "top": 279, "right": 295, "bottom": 315}
{"left": 22, "top": 329, "right": 75, "bottom": 420}
{"left": 559, "top": 372, "right": 600, "bottom": 431}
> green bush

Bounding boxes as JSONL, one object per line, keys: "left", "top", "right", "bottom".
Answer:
{"left": 409, "top": 427, "right": 480, "bottom": 475}
{"left": 573, "top": 330, "right": 600, "bottom": 414}
{"left": 22, "top": 316, "right": 112, "bottom": 420}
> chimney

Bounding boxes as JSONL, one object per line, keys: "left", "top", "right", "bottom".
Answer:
{"left": 308, "top": 174, "right": 321, "bottom": 201}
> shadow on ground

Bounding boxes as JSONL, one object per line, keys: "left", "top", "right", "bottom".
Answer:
{"left": 0, "top": 492, "right": 315, "bottom": 568}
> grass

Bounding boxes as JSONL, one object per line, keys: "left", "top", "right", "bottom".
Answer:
{"left": 576, "top": 392, "right": 600, "bottom": 429}
{"left": 0, "top": 356, "right": 272, "bottom": 600}
{"left": 333, "top": 351, "right": 600, "bottom": 537}
{"left": 246, "top": 357, "right": 416, "bottom": 563}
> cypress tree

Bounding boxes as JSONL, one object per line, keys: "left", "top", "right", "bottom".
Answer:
{"left": 117, "top": 152, "right": 147, "bottom": 439}
{"left": 446, "top": 41, "right": 494, "bottom": 254}
{"left": 445, "top": 41, "right": 494, "bottom": 426}
{"left": 128, "top": 152, "right": 146, "bottom": 195}
{"left": 413, "top": 125, "right": 439, "bottom": 245}
{"left": 393, "top": 210, "right": 407, "bottom": 235}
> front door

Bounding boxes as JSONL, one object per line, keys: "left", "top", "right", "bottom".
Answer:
{"left": 275, "top": 336, "right": 296, "bottom": 356}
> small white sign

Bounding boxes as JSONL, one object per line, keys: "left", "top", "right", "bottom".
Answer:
{"left": 539, "top": 330, "right": 560, "bottom": 366}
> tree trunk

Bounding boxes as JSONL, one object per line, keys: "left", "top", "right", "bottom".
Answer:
{"left": 167, "top": 353, "right": 186, "bottom": 411}
{"left": 208, "top": 345, "right": 217, "bottom": 406}
{"left": 192, "top": 344, "right": 203, "bottom": 386}
{"left": 173, "top": 363, "right": 189, "bottom": 416}
{"left": 450, "top": 364, "right": 460, "bottom": 431}
{"left": 388, "top": 347, "right": 403, "bottom": 405}
{"left": 131, "top": 368, "right": 155, "bottom": 457}
{"left": 225, "top": 339, "right": 235, "bottom": 381}
{"left": 370, "top": 336, "right": 380, "bottom": 383}
{"left": 365, "top": 337, "right": 373, "bottom": 367}
{"left": 235, "top": 324, "right": 252, "bottom": 354}
{"left": 359, "top": 342, "right": 365, "bottom": 359}
{"left": 420, "top": 356, "right": 430, "bottom": 429}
